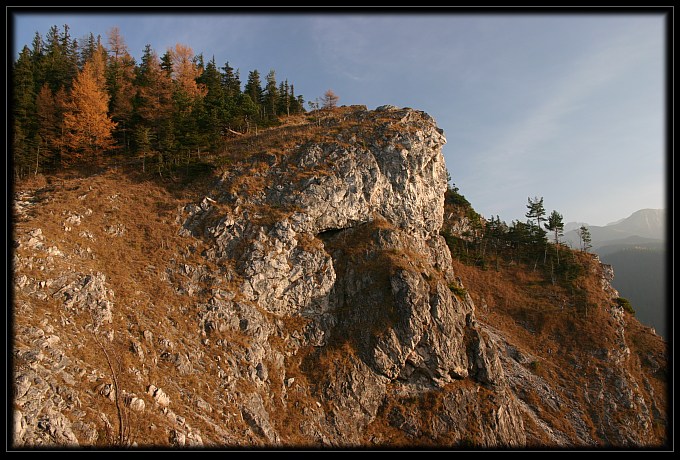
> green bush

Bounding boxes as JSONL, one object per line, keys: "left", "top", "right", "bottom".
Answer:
{"left": 448, "top": 283, "right": 468, "bottom": 298}
{"left": 614, "top": 297, "right": 635, "bottom": 315}
{"left": 529, "top": 360, "right": 541, "bottom": 372}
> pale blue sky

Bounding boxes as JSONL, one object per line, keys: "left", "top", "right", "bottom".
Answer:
{"left": 10, "top": 8, "right": 668, "bottom": 226}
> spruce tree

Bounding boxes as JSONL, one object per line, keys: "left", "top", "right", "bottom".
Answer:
{"left": 43, "top": 24, "right": 78, "bottom": 92}
{"left": 105, "top": 27, "right": 136, "bottom": 154}
{"left": 12, "top": 46, "right": 38, "bottom": 177}
{"left": 244, "top": 70, "right": 263, "bottom": 121}
{"left": 198, "top": 57, "right": 228, "bottom": 151}
{"left": 221, "top": 61, "right": 241, "bottom": 99}
{"left": 133, "top": 45, "right": 175, "bottom": 172}
{"left": 263, "top": 69, "right": 278, "bottom": 121}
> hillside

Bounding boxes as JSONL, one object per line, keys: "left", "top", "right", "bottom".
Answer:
{"left": 562, "top": 210, "right": 667, "bottom": 340}
{"left": 10, "top": 106, "right": 668, "bottom": 449}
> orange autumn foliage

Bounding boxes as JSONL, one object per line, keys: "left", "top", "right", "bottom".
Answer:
{"left": 169, "top": 43, "right": 207, "bottom": 101}
{"left": 61, "top": 59, "right": 118, "bottom": 164}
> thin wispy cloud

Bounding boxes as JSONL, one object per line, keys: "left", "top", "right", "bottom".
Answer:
{"left": 310, "top": 17, "right": 373, "bottom": 81}
{"left": 310, "top": 15, "right": 469, "bottom": 84}
{"left": 451, "top": 18, "right": 664, "bottom": 224}
{"left": 492, "top": 29, "right": 654, "bottom": 168}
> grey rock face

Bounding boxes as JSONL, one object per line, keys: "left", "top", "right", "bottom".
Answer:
{"left": 177, "top": 106, "right": 525, "bottom": 446}
{"left": 56, "top": 273, "right": 114, "bottom": 331}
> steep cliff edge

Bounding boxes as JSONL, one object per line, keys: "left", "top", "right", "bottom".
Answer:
{"left": 10, "top": 105, "right": 668, "bottom": 449}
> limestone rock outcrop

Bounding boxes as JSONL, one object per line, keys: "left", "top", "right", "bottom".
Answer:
{"left": 177, "top": 105, "right": 526, "bottom": 446}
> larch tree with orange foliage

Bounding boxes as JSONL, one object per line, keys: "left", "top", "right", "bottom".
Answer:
{"left": 61, "top": 52, "right": 117, "bottom": 165}
{"left": 168, "top": 43, "right": 207, "bottom": 158}
{"left": 169, "top": 43, "right": 207, "bottom": 102}
{"left": 322, "top": 89, "right": 339, "bottom": 110}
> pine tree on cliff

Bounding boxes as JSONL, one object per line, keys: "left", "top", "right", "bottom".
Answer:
{"left": 544, "top": 210, "right": 564, "bottom": 264}
{"left": 544, "top": 210, "right": 564, "bottom": 245}
{"left": 578, "top": 225, "right": 592, "bottom": 253}
{"left": 525, "top": 196, "right": 547, "bottom": 235}
{"left": 525, "top": 196, "right": 547, "bottom": 265}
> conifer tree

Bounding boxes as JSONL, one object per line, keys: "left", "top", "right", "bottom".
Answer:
{"left": 525, "top": 196, "right": 547, "bottom": 243}
{"left": 160, "top": 50, "right": 173, "bottom": 76}
{"left": 169, "top": 43, "right": 206, "bottom": 101}
{"left": 197, "top": 57, "right": 224, "bottom": 146}
{"left": 544, "top": 210, "right": 564, "bottom": 245}
{"left": 221, "top": 61, "right": 241, "bottom": 99}
{"left": 322, "top": 89, "right": 339, "bottom": 109}
{"left": 263, "top": 69, "right": 278, "bottom": 121}
{"left": 578, "top": 225, "right": 592, "bottom": 253}
{"left": 61, "top": 59, "right": 117, "bottom": 164}
{"left": 220, "top": 61, "right": 242, "bottom": 128}
{"left": 237, "top": 93, "right": 260, "bottom": 133}
{"left": 168, "top": 44, "right": 207, "bottom": 161}
{"left": 35, "top": 84, "right": 66, "bottom": 168}
{"left": 106, "top": 27, "right": 136, "bottom": 154}
{"left": 133, "top": 44, "right": 175, "bottom": 166}
{"left": 30, "top": 31, "right": 46, "bottom": 87}
{"left": 79, "top": 32, "right": 102, "bottom": 69}
{"left": 43, "top": 24, "right": 78, "bottom": 92}
{"left": 545, "top": 210, "right": 565, "bottom": 263}
{"left": 12, "top": 46, "right": 38, "bottom": 176}
{"left": 278, "top": 80, "right": 289, "bottom": 116}
{"left": 134, "top": 126, "right": 153, "bottom": 173}
{"left": 244, "top": 69, "right": 263, "bottom": 120}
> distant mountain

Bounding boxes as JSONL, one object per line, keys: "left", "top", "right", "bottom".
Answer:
{"left": 563, "top": 208, "right": 665, "bottom": 250}
{"left": 606, "top": 208, "right": 665, "bottom": 240}
{"left": 563, "top": 221, "right": 589, "bottom": 233}
{"left": 562, "top": 209, "right": 667, "bottom": 339}
{"left": 606, "top": 217, "right": 627, "bottom": 226}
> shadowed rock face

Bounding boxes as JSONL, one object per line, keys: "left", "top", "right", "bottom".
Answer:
{"left": 12, "top": 105, "right": 666, "bottom": 449}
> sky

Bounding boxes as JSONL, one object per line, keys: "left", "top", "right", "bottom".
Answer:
{"left": 9, "top": 7, "right": 669, "bottom": 227}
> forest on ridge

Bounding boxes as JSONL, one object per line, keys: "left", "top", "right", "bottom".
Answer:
{"left": 11, "top": 24, "right": 307, "bottom": 179}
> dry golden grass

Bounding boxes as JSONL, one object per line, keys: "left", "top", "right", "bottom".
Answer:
{"left": 449, "top": 246, "right": 667, "bottom": 446}
{"left": 11, "top": 165, "right": 261, "bottom": 447}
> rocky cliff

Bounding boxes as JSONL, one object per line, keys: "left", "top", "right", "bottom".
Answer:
{"left": 10, "top": 105, "right": 668, "bottom": 449}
